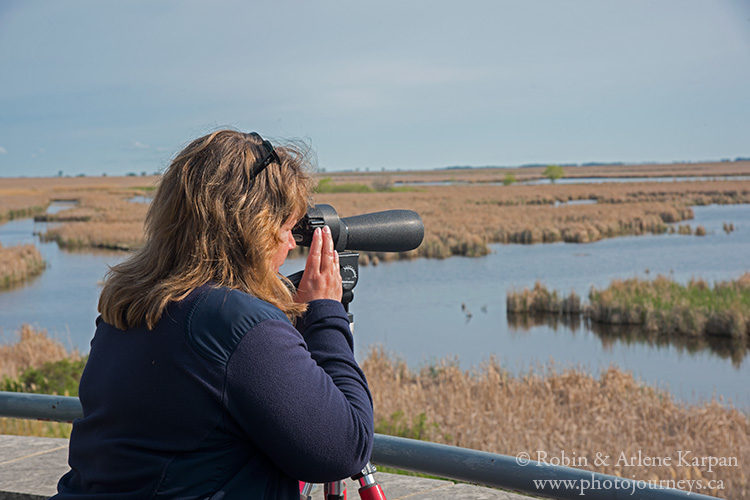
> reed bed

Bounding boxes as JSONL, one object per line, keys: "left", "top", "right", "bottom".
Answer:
{"left": 42, "top": 221, "right": 145, "bottom": 251}
{"left": 311, "top": 179, "right": 748, "bottom": 259}
{"left": 556, "top": 160, "right": 750, "bottom": 179}
{"left": 0, "top": 325, "right": 81, "bottom": 437}
{"left": 0, "top": 176, "right": 158, "bottom": 221}
{"left": 0, "top": 325, "right": 78, "bottom": 380}
{"left": 313, "top": 188, "right": 695, "bottom": 261}
{"left": 35, "top": 189, "right": 149, "bottom": 250}
{"left": 0, "top": 243, "right": 46, "bottom": 289}
{"left": 328, "top": 160, "right": 750, "bottom": 185}
{"left": 2, "top": 175, "right": 749, "bottom": 259}
{"left": 362, "top": 347, "right": 748, "bottom": 498}
{"left": 507, "top": 276, "right": 750, "bottom": 341}
{"left": 506, "top": 282, "right": 582, "bottom": 314}
{"left": 0, "top": 189, "right": 49, "bottom": 221}
{"left": 587, "top": 274, "right": 750, "bottom": 339}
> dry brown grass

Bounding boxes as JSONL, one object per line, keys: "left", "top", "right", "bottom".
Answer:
{"left": 0, "top": 243, "right": 46, "bottom": 289}
{"left": 0, "top": 175, "right": 158, "bottom": 219}
{"left": 42, "top": 221, "right": 145, "bottom": 250}
{"left": 362, "top": 347, "right": 749, "bottom": 498}
{"left": 557, "top": 160, "right": 750, "bottom": 179}
{"left": 2, "top": 174, "right": 749, "bottom": 257}
{"left": 339, "top": 178, "right": 748, "bottom": 260}
{"left": 0, "top": 190, "right": 49, "bottom": 221}
{"left": 507, "top": 282, "right": 582, "bottom": 315}
{"left": 0, "top": 325, "right": 79, "bottom": 380}
{"left": 0, "top": 176, "right": 160, "bottom": 189}
{"left": 35, "top": 188, "right": 148, "bottom": 250}
{"left": 0, "top": 325, "right": 80, "bottom": 438}
{"left": 316, "top": 182, "right": 743, "bottom": 260}
{"left": 0, "top": 417, "right": 73, "bottom": 438}
{"left": 328, "top": 160, "right": 750, "bottom": 185}
{"left": 1, "top": 325, "right": 746, "bottom": 496}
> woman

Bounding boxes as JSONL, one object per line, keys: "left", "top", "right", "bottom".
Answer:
{"left": 54, "top": 131, "right": 374, "bottom": 499}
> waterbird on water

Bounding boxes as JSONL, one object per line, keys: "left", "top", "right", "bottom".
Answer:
{"left": 461, "top": 303, "right": 472, "bottom": 322}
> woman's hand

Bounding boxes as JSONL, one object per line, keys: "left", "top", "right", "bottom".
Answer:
{"left": 294, "top": 226, "right": 342, "bottom": 303}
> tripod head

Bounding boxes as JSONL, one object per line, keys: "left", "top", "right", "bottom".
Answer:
{"left": 286, "top": 204, "right": 424, "bottom": 313}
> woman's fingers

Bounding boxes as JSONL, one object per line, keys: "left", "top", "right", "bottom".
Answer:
{"left": 294, "top": 225, "right": 342, "bottom": 304}
{"left": 320, "top": 226, "right": 335, "bottom": 274}
{"left": 306, "top": 227, "right": 322, "bottom": 273}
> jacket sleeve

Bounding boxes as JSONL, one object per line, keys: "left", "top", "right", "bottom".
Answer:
{"left": 223, "top": 299, "right": 374, "bottom": 483}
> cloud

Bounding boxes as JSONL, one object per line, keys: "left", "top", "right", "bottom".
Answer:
{"left": 132, "top": 141, "right": 150, "bottom": 149}
{"left": 0, "top": 146, "right": 7, "bottom": 154}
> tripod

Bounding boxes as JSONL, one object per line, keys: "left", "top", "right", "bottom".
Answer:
{"left": 299, "top": 461, "right": 385, "bottom": 500}
{"left": 289, "top": 251, "right": 387, "bottom": 500}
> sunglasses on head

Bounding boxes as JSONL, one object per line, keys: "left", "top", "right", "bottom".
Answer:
{"left": 247, "top": 132, "right": 280, "bottom": 179}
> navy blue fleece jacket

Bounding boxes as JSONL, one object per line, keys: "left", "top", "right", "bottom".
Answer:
{"left": 53, "top": 284, "right": 374, "bottom": 499}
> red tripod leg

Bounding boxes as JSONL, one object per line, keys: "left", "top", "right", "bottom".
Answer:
{"left": 299, "top": 481, "right": 314, "bottom": 500}
{"left": 352, "top": 462, "right": 387, "bottom": 500}
{"left": 358, "top": 483, "right": 386, "bottom": 500}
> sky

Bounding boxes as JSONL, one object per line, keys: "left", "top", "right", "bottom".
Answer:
{"left": 0, "top": 0, "right": 748, "bottom": 177}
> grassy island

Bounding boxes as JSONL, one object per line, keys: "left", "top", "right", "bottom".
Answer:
{"left": 0, "top": 243, "right": 46, "bottom": 289}
{"left": 587, "top": 274, "right": 750, "bottom": 339}
{"left": 506, "top": 282, "right": 582, "bottom": 315}
{"left": 507, "top": 274, "right": 750, "bottom": 340}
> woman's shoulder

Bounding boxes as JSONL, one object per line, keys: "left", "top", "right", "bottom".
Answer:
{"left": 186, "top": 285, "right": 291, "bottom": 364}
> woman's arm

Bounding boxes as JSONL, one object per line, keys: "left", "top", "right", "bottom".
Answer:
{"left": 223, "top": 299, "right": 373, "bottom": 483}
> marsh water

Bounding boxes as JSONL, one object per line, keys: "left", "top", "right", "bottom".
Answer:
{"left": 1, "top": 202, "right": 748, "bottom": 408}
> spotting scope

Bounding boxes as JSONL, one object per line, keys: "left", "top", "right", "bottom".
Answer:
{"left": 292, "top": 204, "right": 424, "bottom": 253}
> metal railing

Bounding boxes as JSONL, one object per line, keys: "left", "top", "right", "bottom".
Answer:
{"left": 0, "top": 391, "right": 718, "bottom": 499}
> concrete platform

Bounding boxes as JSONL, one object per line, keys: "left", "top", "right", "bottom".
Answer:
{"left": 0, "top": 435, "right": 531, "bottom": 499}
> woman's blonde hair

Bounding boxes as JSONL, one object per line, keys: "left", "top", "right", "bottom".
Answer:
{"left": 99, "top": 130, "right": 313, "bottom": 330}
